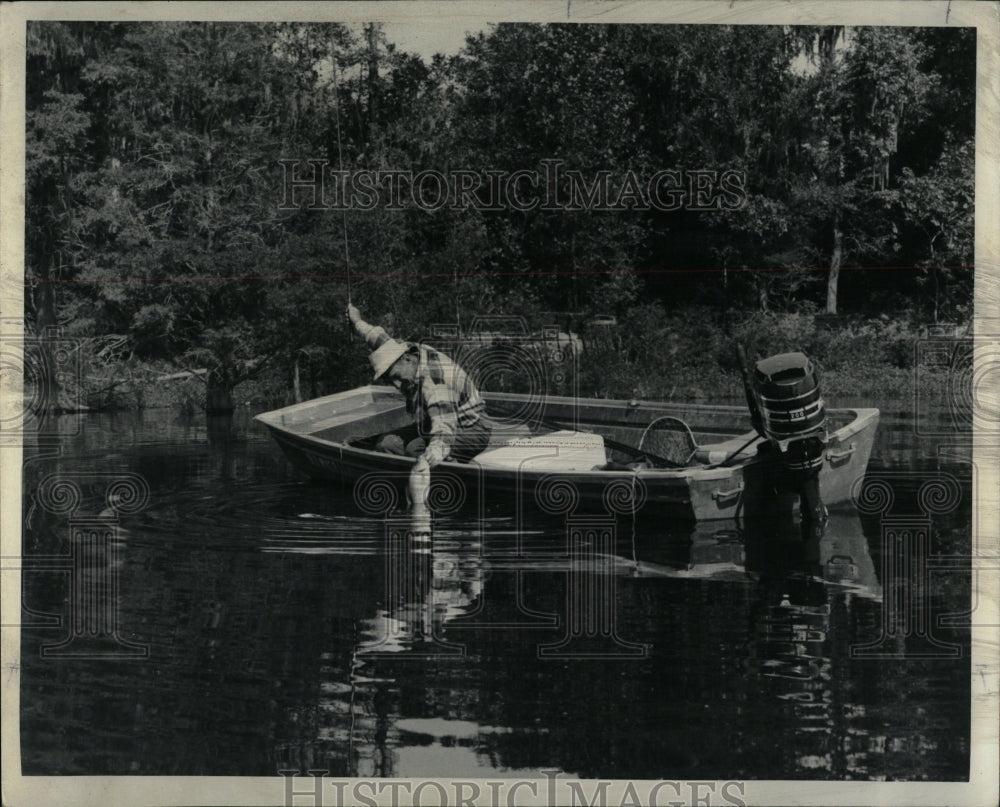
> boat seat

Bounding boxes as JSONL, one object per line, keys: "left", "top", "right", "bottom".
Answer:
{"left": 484, "top": 421, "right": 534, "bottom": 447}
{"left": 475, "top": 431, "right": 607, "bottom": 471}
{"left": 692, "top": 430, "right": 763, "bottom": 465}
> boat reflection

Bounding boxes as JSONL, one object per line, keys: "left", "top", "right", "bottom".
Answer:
{"left": 624, "top": 510, "right": 880, "bottom": 599}
{"left": 743, "top": 512, "right": 881, "bottom": 602}
{"left": 738, "top": 514, "right": 883, "bottom": 776}
{"left": 349, "top": 509, "right": 882, "bottom": 658}
{"left": 323, "top": 509, "right": 884, "bottom": 777}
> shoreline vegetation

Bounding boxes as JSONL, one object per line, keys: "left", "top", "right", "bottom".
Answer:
{"left": 40, "top": 307, "right": 968, "bottom": 415}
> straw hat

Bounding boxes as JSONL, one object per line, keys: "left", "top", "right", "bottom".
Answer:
{"left": 369, "top": 339, "right": 409, "bottom": 379}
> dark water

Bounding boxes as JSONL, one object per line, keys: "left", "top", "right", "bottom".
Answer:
{"left": 19, "top": 404, "right": 972, "bottom": 780}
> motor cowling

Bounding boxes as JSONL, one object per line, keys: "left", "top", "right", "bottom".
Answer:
{"left": 754, "top": 352, "right": 825, "bottom": 456}
{"left": 752, "top": 352, "right": 828, "bottom": 524}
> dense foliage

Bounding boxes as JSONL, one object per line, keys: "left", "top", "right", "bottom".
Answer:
{"left": 25, "top": 22, "right": 974, "bottom": 410}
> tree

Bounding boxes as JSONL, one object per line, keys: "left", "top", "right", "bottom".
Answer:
{"left": 29, "top": 22, "right": 365, "bottom": 411}
{"left": 629, "top": 25, "right": 805, "bottom": 313}
{"left": 22, "top": 21, "right": 977, "bottom": 413}
{"left": 450, "top": 24, "right": 649, "bottom": 314}
{"left": 882, "top": 138, "right": 974, "bottom": 321}
{"left": 792, "top": 27, "right": 937, "bottom": 314}
{"left": 25, "top": 22, "right": 128, "bottom": 410}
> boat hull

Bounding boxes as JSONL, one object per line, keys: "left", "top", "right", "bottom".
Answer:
{"left": 255, "top": 386, "right": 879, "bottom": 522}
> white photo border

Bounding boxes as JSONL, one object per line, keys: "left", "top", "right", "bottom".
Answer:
{"left": 1, "top": 2, "right": 997, "bottom": 806}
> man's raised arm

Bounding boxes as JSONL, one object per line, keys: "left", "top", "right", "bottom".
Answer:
{"left": 347, "top": 303, "right": 393, "bottom": 351}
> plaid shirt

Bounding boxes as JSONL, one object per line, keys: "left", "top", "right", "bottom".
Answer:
{"left": 357, "top": 319, "right": 486, "bottom": 466}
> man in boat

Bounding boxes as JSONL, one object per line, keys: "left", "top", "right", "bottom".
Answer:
{"left": 347, "top": 304, "right": 493, "bottom": 515}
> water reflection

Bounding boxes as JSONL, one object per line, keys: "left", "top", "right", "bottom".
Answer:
{"left": 18, "top": 409, "right": 971, "bottom": 780}
{"left": 264, "top": 509, "right": 946, "bottom": 779}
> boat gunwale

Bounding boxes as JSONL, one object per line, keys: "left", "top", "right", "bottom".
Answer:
{"left": 255, "top": 386, "right": 879, "bottom": 479}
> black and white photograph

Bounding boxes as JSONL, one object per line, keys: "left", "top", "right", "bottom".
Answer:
{"left": 1, "top": 2, "right": 997, "bottom": 806}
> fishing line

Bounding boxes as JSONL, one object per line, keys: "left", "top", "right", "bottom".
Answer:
{"left": 347, "top": 619, "right": 359, "bottom": 764}
{"left": 630, "top": 471, "right": 639, "bottom": 572}
{"left": 332, "top": 53, "right": 353, "bottom": 313}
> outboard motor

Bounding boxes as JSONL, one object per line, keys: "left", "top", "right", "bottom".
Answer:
{"left": 739, "top": 348, "right": 828, "bottom": 528}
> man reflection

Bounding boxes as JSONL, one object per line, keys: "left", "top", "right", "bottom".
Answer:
{"left": 357, "top": 520, "right": 481, "bottom": 656}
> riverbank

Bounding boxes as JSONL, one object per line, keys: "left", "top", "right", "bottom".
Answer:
{"left": 568, "top": 306, "right": 966, "bottom": 406}
{"left": 46, "top": 308, "right": 969, "bottom": 413}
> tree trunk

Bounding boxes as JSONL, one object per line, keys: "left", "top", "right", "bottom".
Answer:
{"left": 722, "top": 262, "right": 729, "bottom": 335}
{"left": 293, "top": 355, "right": 302, "bottom": 403}
{"left": 758, "top": 277, "right": 769, "bottom": 314}
{"left": 206, "top": 413, "right": 235, "bottom": 481}
{"left": 367, "top": 24, "right": 379, "bottom": 127}
{"left": 570, "top": 232, "right": 578, "bottom": 312}
{"left": 206, "top": 368, "right": 234, "bottom": 414}
{"left": 33, "top": 252, "right": 66, "bottom": 413}
{"left": 925, "top": 241, "right": 940, "bottom": 323}
{"left": 933, "top": 267, "right": 939, "bottom": 324}
{"left": 826, "top": 216, "right": 842, "bottom": 315}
